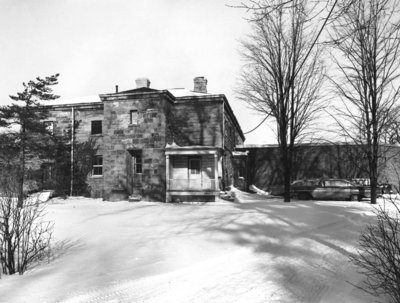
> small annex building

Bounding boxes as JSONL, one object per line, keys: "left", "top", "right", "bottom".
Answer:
{"left": 42, "top": 77, "right": 245, "bottom": 202}
{"left": 234, "top": 143, "right": 400, "bottom": 193}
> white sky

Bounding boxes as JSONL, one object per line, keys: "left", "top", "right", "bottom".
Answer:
{"left": 0, "top": 0, "right": 277, "bottom": 144}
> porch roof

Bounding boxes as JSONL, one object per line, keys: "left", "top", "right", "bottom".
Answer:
{"left": 232, "top": 151, "right": 249, "bottom": 156}
{"left": 165, "top": 143, "right": 222, "bottom": 155}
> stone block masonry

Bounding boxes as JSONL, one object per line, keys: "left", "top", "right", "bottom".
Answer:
{"left": 101, "top": 93, "right": 172, "bottom": 201}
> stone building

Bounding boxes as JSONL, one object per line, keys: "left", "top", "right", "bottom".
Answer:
{"left": 42, "top": 77, "right": 245, "bottom": 202}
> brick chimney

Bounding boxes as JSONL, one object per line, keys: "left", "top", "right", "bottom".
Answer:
{"left": 135, "top": 78, "right": 151, "bottom": 89}
{"left": 193, "top": 76, "right": 207, "bottom": 93}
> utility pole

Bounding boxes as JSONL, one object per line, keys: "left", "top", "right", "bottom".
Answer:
{"left": 70, "top": 107, "right": 75, "bottom": 196}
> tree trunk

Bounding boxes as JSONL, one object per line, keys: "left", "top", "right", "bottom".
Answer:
{"left": 17, "top": 131, "right": 25, "bottom": 208}
{"left": 370, "top": 146, "right": 378, "bottom": 205}
{"left": 281, "top": 143, "right": 291, "bottom": 203}
{"left": 283, "top": 158, "right": 291, "bottom": 202}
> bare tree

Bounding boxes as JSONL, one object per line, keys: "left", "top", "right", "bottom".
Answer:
{"left": 237, "top": 0, "right": 325, "bottom": 202}
{"left": 329, "top": 0, "right": 400, "bottom": 204}
{"left": 0, "top": 180, "right": 53, "bottom": 275}
{"left": 383, "top": 120, "right": 400, "bottom": 145}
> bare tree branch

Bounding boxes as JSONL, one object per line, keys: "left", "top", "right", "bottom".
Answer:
{"left": 329, "top": 0, "right": 400, "bottom": 204}
{"left": 237, "top": 0, "right": 326, "bottom": 202}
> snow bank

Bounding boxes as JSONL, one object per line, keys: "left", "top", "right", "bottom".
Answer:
{"left": 249, "top": 184, "right": 270, "bottom": 195}
{"left": 29, "top": 190, "right": 54, "bottom": 203}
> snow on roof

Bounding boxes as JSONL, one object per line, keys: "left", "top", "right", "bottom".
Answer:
{"left": 39, "top": 89, "right": 215, "bottom": 105}
{"left": 167, "top": 88, "right": 212, "bottom": 98}
{"left": 37, "top": 88, "right": 220, "bottom": 107}
{"left": 41, "top": 94, "right": 102, "bottom": 106}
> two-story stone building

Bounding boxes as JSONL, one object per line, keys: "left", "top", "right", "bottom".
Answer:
{"left": 42, "top": 77, "right": 244, "bottom": 202}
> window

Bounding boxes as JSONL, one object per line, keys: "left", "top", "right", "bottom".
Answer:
{"left": 43, "top": 121, "right": 54, "bottom": 134}
{"left": 129, "top": 150, "right": 142, "bottom": 174}
{"left": 239, "top": 164, "right": 246, "bottom": 178}
{"left": 91, "top": 120, "right": 102, "bottom": 135}
{"left": 41, "top": 163, "right": 54, "bottom": 186}
{"left": 130, "top": 110, "right": 138, "bottom": 125}
{"left": 189, "top": 158, "right": 201, "bottom": 175}
{"left": 133, "top": 154, "right": 142, "bottom": 174}
{"left": 92, "top": 156, "right": 103, "bottom": 176}
{"left": 325, "top": 180, "right": 351, "bottom": 187}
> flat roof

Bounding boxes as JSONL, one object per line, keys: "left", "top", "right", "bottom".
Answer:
{"left": 41, "top": 95, "right": 102, "bottom": 106}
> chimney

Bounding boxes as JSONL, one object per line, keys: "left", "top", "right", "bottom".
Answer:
{"left": 193, "top": 76, "right": 207, "bottom": 93}
{"left": 115, "top": 85, "right": 119, "bottom": 93}
{"left": 136, "top": 78, "right": 151, "bottom": 89}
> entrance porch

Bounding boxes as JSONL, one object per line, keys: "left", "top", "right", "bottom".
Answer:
{"left": 166, "top": 145, "right": 222, "bottom": 202}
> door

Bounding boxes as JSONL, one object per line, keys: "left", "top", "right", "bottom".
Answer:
{"left": 189, "top": 158, "right": 202, "bottom": 190}
{"left": 127, "top": 150, "right": 142, "bottom": 195}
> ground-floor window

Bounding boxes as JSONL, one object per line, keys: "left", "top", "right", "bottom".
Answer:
{"left": 41, "top": 162, "right": 54, "bottom": 188}
{"left": 92, "top": 155, "right": 103, "bottom": 176}
{"left": 129, "top": 150, "right": 142, "bottom": 174}
{"left": 239, "top": 163, "right": 246, "bottom": 178}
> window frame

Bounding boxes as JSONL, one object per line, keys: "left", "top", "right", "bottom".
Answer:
{"left": 91, "top": 120, "right": 102, "bottom": 135}
{"left": 130, "top": 110, "right": 138, "bottom": 125}
{"left": 92, "top": 155, "right": 103, "bottom": 176}
{"left": 133, "top": 154, "right": 142, "bottom": 174}
{"left": 129, "top": 150, "right": 142, "bottom": 174}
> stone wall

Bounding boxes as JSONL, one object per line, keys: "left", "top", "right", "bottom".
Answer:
{"left": 224, "top": 113, "right": 243, "bottom": 151}
{"left": 40, "top": 89, "right": 245, "bottom": 202}
{"left": 44, "top": 105, "right": 104, "bottom": 197}
{"left": 102, "top": 94, "right": 171, "bottom": 201}
{"left": 172, "top": 99, "right": 223, "bottom": 147}
{"left": 238, "top": 144, "right": 400, "bottom": 192}
{"left": 222, "top": 107, "right": 245, "bottom": 188}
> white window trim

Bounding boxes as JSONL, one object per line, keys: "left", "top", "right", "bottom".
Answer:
{"left": 92, "top": 155, "right": 103, "bottom": 176}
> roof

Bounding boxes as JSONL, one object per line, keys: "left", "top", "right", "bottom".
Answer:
{"left": 236, "top": 142, "right": 400, "bottom": 149}
{"left": 167, "top": 88, "right": 212, "bottom": 98}
{"left": 40, "top": 95, "right": 102, "bottom": 106}
{"left": 165, "top": 141, "right": 220, "bottom": 150}
{"left": 118, "top": 87, "right": 159, "bottom": 94}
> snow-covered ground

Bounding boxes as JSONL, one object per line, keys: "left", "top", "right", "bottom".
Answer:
{"left": 0, "top": 190, "right": 395, "bottom": 303}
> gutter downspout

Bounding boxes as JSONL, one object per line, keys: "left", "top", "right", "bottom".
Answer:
{"left": 70, "top": 106, "right": 75, "bottom": 196}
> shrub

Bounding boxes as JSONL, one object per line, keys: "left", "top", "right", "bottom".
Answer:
{"left": 350, "top": 200, "right": 400, "bottom": 302}
{"left": 0, "top": 184, "right": 53, "bottom": 275}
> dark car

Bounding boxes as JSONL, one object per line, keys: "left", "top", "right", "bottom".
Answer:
{"left": 292, "top": 178, "right": 366, "bottom": 201}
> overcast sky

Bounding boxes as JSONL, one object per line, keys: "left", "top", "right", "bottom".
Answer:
{"left": 0, "top": 0, "right": 284, "bottom": 144}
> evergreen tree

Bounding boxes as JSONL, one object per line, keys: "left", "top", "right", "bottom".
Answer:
{"left": 0, "top": 74, "right": 59, "bottom": 207}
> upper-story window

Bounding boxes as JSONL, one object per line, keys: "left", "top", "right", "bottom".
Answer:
{"left": 91, "top": 120, "right": 102, "bottom": 135}
{"left": 130, "top": 110, "right": 138, "bottom": 125}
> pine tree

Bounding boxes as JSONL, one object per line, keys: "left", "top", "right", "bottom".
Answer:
{"left": 0, "top": 74, "right": 59, "bottom": 207}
